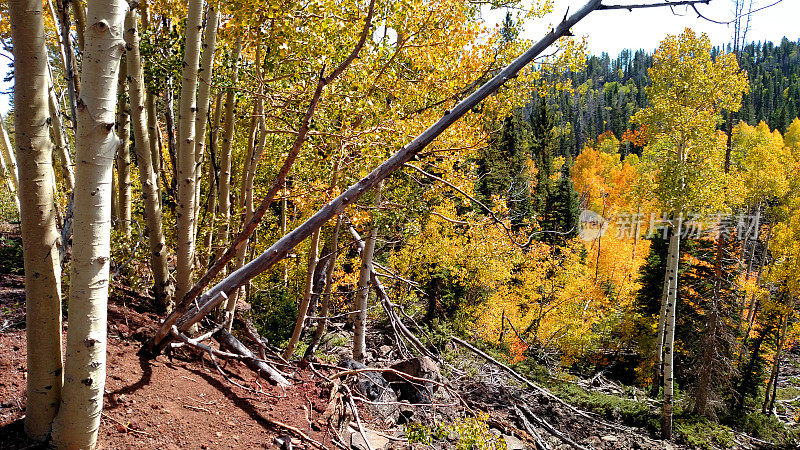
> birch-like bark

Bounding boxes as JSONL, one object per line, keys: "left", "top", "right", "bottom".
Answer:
{"left": 10, "top": 0, "right": 63, "bottom": 439}
{"left": 0, "top": 121, "right": 19, "bottom": 196}
{"left": 48, "top": 74, "right": 75, "bottom": 192}
{"left": 283, "top": 228, "right": 321, "bottom": 360}
{"left": 174, "top": 0, "right": 205, "bottom": 303}
{"left": 650, "top": 244, "right": 671, "bottom": 398}
{"left": 225, "top": 99, "right": 266, "bottom": 320}
{"left": 201, "top": 92, "right": 223, "bottom": 266}
{"left": 192, "top": 3, "right": 219, "bottom": 233}
{"left": 116, "top": 60, "right": 132, "bottom": 237}
{"left": 353, "top": 181, "right": 382, "bottom": 362}
{"left": 51, "top": 2, "right": 126, "bottom": 447}
{"left": 145, "top": 92, "right": 161, "bottom": 190}
{"left": 0, "top": 149, "right": 20, "bottom": 213}
{"left": 661, "top": 213, "right": 682, "bottom": 440}
{"left": 72, "top": 0, "right": 86, "bottom": 51}
{"left": 125, "top": 6, "right": 173, "bottom": 310}
{"left": 214, "top": 38, "right": 243, "bottom": 262}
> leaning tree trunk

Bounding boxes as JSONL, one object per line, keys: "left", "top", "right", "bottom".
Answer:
{"left": 0, "top": 121, "right": 20, "bottom": 212}
{"left": 353, "top": 181, "right": 382, "bottom": 362}
{"left": 763, "top": 311, "right": 789, "bottom": 413}
{"left": 10, "top": 0, "right": 64, "bottom": 439}
{"left": 174, "top": 0, "right": 205, "bottom": 303}
{"left": 51, "top": 1, "right": 126, "bottom": 448}
{"left": 661, "top": 213, "right": 683, "bottom": 440}
{"left": 124, "top": 6, "right": 173, "bottom": 310}
{"left": 116, "top": 59, "right": 132, "bottom": 237}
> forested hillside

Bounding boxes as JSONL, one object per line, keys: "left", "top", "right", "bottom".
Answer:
{"left": 538, "top": 38, "right": 800, "bottom": 157}
{"left": 2, "top": 0, "right": 800, "bottom": 449}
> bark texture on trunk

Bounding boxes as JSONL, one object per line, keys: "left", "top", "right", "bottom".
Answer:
{"left": 353, "top": 181, "right": 382, "bottom": 362}
{"left": 0, "top": 122, "right": 20, "bottom": 212}
{"left": 214, "top": 38, "right": 243, "bottom": 264}
{"left": 192, "top": 2, "right": 219, "bottom": 234}
{"left": 10, "top": 0, "right": 64, "bottom": 439}
{"left": 661, "top": 214, "right": 682, "bottom": 440}
{"left": 124, "top": 7, "right": 173, "bottom": 310}
{"left": 116, "top": 60, "right": 132, "bottom": 237}
{"left": 174, "top": 0, "right": 205, "bottom": 303}
{"left": 51, "top": 1, "right": 126, "bottom": 447}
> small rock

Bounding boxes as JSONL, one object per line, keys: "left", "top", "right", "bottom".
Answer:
{"left": 601, "top": 435, "right": 619, "bottom": 442}
{"left": 378, "top": 345, "right": 393, "bottom": 357}
{"left": 503, "top": 434, "right": 525, "bottom": 450}
{"left": 350, "top": 428, "right": 389, "bottom": 450}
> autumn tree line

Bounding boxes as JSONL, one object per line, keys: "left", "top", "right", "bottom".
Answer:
{"left": 1, "top": 0, "right": 799, "bottom": 447}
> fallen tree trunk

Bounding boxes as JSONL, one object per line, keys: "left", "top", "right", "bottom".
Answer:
{"left": 215, "top": 329, "right": 290, "bottom": 387}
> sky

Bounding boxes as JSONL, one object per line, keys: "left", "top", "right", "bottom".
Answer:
{"left": 1, "top": 0, "right": 799, "bottom": 116}
{"left": 487, "top": 0, "right": 800, "bottom": 56}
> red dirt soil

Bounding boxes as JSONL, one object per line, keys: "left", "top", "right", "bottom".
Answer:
{"left": 0, "top": 274, "right": 338, "bottom": 449}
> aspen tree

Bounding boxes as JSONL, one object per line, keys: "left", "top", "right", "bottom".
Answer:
{"left": 353, "top": 181, "right": 382, "bottom": 361}
{"left": 124, "top": 4, "right": 173, "bottom": 310}
{"left": 116, "top": 60, "right": 132, "bottom": 237}
{"left": 51, "top": 1, "right": 127, "bottom": 447}
{"left": 0, "top": 149, "right": 19, "bottom": 214}
{"left": 635, "top": 30, "right": 747, "bottom": 439}
{"left": 193, "top": 3, "right": 219, "bottom": 233}
{"left": 214, "top": 38, "right": 243, "bottom": 261}
{"left": 0, "top": 121, "right": 19, "bottom": 206}
{"left": 174, "top": 0, "right": 205, "bottom": 302}
{"left": 10, "top": 0, "right": 64, "bottom": 439}
{"left": 48, "top": 72, "right": 75, "bottom": 192}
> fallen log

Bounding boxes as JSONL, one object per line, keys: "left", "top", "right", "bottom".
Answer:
{"left": 215, "top": 329, "right": 291, "bottom": 387}
{"left": 451, "top": 336, "right": 629, "bottom": 434}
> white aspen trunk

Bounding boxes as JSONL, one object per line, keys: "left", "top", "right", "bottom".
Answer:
{"left": 224, "top": 86, "right": 263, "bottom": 318}
{"left": 214, "top": 38, "right": 243, "bottom": 263}
{"left": 51, "top": 1, "right": 126, "bottom": 447}
{"left": 192, "top": 2, "right": 219, "bottom": 234}
{"left": 174, "top": 0, "right": 205, "bottom": 303}
{"left": 283, "top": 228, "right": 321, "bottom": 360}
{"left": 353, "top": 181, "right": 382, "bottom": 362}
{"left": 0, "top": 122, "right": 20, "bottom": 213}
{"left": 111, "top": 167, "right": 119, "bottom": 227}
{"left": 48, "top": 71, "right": 75, "bottom": 192}
{"left": 10, "top": 0, "right": 64, "bottom": 439}
{"left": 0, "top": 121, "right": 19, "bottom": 193}
{"left": 201, "top": 92, "right": 223, "bottom": 267}
{"left": 116, "top": 60, "right": 131, "bottom": 237}
{"left": 0, "top": 150, "right": 20, "bottom": 214}
{"left": 72, "top": 0, "right": 86, "bottom": 51}
{"left": 651, "top": 246, "right": 671, "bottom": 397}
{"left": 124, "top": 7, "right": 173, "bottom": 310}
{"left": 145, "top": 92, "right": 161, "bottom": 190}
{"left": 661, "top": 213, "right": 682, "bottom": 440}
